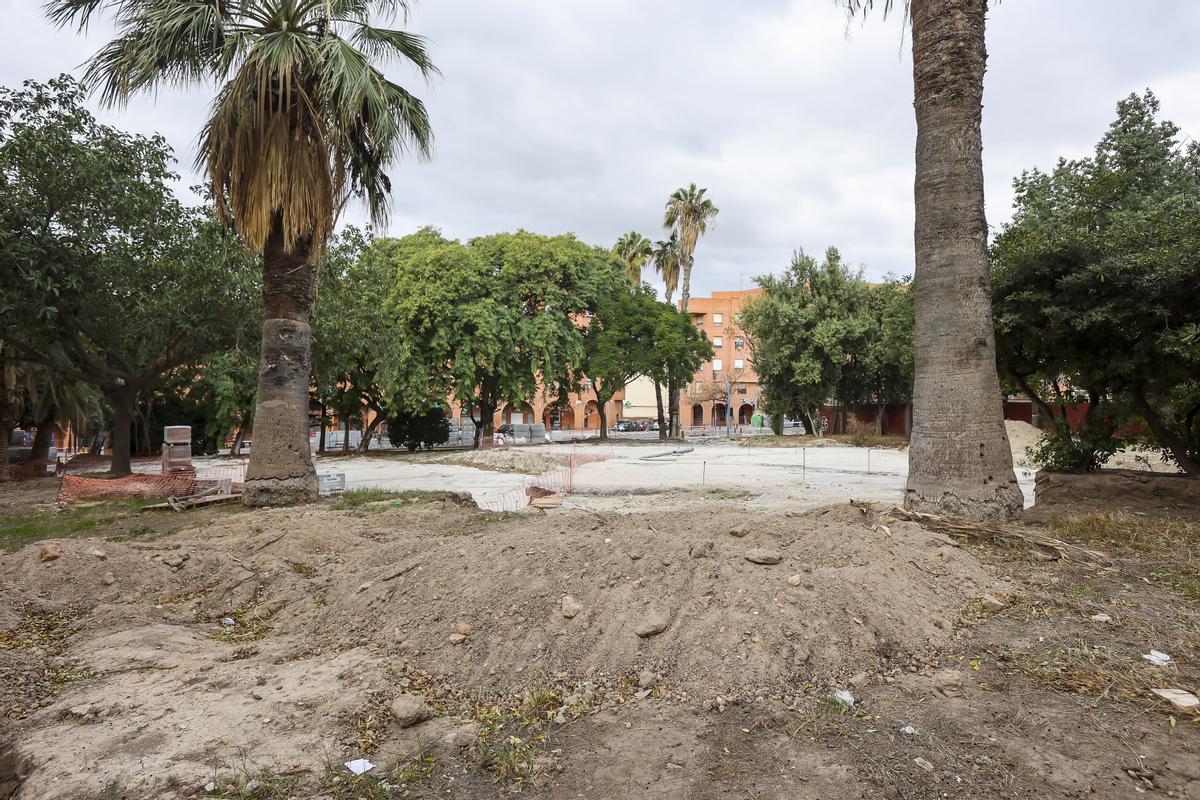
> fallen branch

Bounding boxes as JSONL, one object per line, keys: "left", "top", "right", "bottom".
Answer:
{"left": 889, "top": 506, "right": 1109, "bottom": 564}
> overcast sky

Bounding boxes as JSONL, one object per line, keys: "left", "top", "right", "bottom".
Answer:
{"left": 3, "top": 1, "right": 1198, "bottom": 297}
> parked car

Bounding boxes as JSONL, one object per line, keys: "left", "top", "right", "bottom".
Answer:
{"left": 613, "top": 420, "right": 638, "bottom": 432}
{"left": 496, "top": 424, "right": 514, "bottom": 435}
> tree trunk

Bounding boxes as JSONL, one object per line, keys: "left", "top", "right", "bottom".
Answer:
{"left": 597, "top": 396, "right": 609, "bottom": 441}
{"left": 679, "top": 255, "right": 693, "bottom": 312}
{"left": 875, "top": 403, "right": 885, "bottom": 437}
{"left": 655, "top": 381, "right": 667, "bottom": 439}
{"left": 106, "top": 389, "right": 136, "bottom": 477}
{"left": 0, "top": 423, "right": 10, "bottom": 479}
{"left": 317, "top": 405, "right": 327, "bottom": 454}
{"left": 904, "top": 0, "right": 1022, "bottom": 521}
{"left": 341, "top": 418, "right": 350, "bottom": 455}
{"left": 668, "top": 376, "right": 680, "bottom": 438}
{"left": 1132, "top": 386, "right": 1200, "bottom": 476}
{"left": 30, "top": 406, "right": 57, "bottom": 462}
{"left": 244, "top": 220, "right": 319, "bottom": 505}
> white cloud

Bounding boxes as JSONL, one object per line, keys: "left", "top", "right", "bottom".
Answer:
{"left": 3, "top": 0, "right": 1197, "bottom": 296}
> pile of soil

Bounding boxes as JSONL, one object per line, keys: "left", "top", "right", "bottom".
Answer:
{"left": 424, "top": 448, "right": 568, "bottom": 474}
{"left": 1027, "top": 469, "right": 1200, "bottom": 521}
{"left": 0, "top": 498, "right": 1007, "bottom": 798}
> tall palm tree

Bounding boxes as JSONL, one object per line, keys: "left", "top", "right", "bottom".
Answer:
{"left": 651, "top": 233, "right": 680, "bottom": 304}
{"left": 662, "top": 184, "right": 717, "bottom": 436}
{"left": 613, "top": 231, "right": 652, "bottom": 283}
{"left": 662, "top": 183, "right": 718, "bottom": 311}
{"left": 843, "top": 0, "right": 1021, "bottom": 520}
{"left": 48, "top": 0, "right": 435, "bottom": 506}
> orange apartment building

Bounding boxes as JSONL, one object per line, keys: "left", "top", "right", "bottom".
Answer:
{"left": 682, "top": 288, "right": 763, "bottom": 427}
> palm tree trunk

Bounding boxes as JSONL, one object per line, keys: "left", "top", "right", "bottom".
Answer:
{"left": 244, "top": 218, "right": 319, "bottom": 505}
{"left": 904, "top": 0, "right": 1022, "bottom": 521}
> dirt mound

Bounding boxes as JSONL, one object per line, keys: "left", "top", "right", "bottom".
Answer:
{"left": 425, "top": 448, "right": 565, "bottom": 474}
{"left": 0, "top": 499, "right": 1007, "bottom": 798}
{"left": 1027, "top": 469, "right": 1200, "bottom": 521}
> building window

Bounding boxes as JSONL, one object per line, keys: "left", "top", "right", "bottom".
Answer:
{"left": 734, "top": 337, "right": 744, "bottom": 350}
{"left": 713, "top": 336, "right": 722, "bottom": 347}
{"left": 737, "top": 386, "right": 748, "bottom": 395}
{"left": 712, "top": 358, "right": 723, "bottom": 372}
{"left": 713, "top": 313, "right": 723, "bottom": 325}
{"left": 734, "top": 358, "right": 744, "bottom": 369}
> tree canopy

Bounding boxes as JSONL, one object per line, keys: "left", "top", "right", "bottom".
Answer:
{"left": 740, "top": 247, "right": 913, "bottom": 435}
{"left": 1, "top": 76, "right": 259, "bottom": 474}
{"left": 992, "top": 91, "right": 1200, "bottom": 474}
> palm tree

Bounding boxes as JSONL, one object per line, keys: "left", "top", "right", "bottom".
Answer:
{"left": 843, "top": 0, "right": 1021, "bottom": 520}
{"left": 651, "top": 233, "right": 680, "bottom": 304}
{"left": 48, "top": 0, "right": 435, "bottom": 506}
{"left": 613, "top": 231, "right": 652, "bottom": 283}
{"left": 662, "top": 184, "right": 717, "bottom": 436}
{"left": 662, "top": 183, "right": 718, "bottom": 311}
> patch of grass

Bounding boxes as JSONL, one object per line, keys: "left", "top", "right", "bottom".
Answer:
{"left": 319, "top": 745, "right": 437, "bottom": 799}
{"left": 0, "top": 603, "right": 89, "bottom": 651}
{"left": 286, "top": 560, "right": 316, "bottom": 577}
{"left": 0, "top": 506, "right": 101, "bottom": 551}
{"left": 200, "top": 766, "right": 300, "bottom": 799}
{"left": 329, "top": 488, "right": 457, "bottom": 512}
{"left": 204, "top": 587, "right": 274, "bottom": 643}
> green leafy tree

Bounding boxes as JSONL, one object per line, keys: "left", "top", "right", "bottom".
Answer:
{"left": 379, "top": 229, "right": 613, "bottom": 447}
{"left": 740, "top": 248, "right": 872, "bottom": 437}
{"left": 48, "top": 0, "right": 436, "bottom": 503}
{"left": 992, "top": 91, "right": 1200, "bottom": 475}
{"left": 843, "top": 0, "right": 1021, "bottom": 520}
{"left": 0, "top": 77, "right": 259, "bottom": 475}
{"left": 312, "top": 227, "right": 394, "bottom": 453}
{"left": 645, "top": 304, "right": 714, "bottom": 437}
{"left": 576, "top": 279, "right": 663, "bottom": 440}
{"left": 841, "top": 279, "right": 915, "bottom": 434}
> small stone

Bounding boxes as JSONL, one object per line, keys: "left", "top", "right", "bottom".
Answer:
{"left": 204, "top": 782, "right": 216, "bottom": 793}
{"left": 744, "top": 548, "right": 782, "bottom": 565}
{"left": 628, "top": 550, "right": 644, "bottom": 561}
{"left": 561, "top": 595, "right": 583, "bottom": 619}
{"left": 101, "top": 572, "right": 116, "bottom": 586}
{"left": 243, "top": 779, "right": 262, "bottom": 794}
{"left": 1089, "top": 613, "right": 1112, "bottom": 623}
{"left": 689, "top": 540, "right": 714, "bottom": 559}
{"left": 443, "top": 721, "right": 481, "bottom": 747}
{"left": 728, "top": 524, "right": 751, "bottom": 538}
{"left": 221, "top": 617, "right": 236, "bottom": 628}
{"left": 162, "top": 552, "right": 189, "bottom": 568}
{"left": 40, "top": 543, "right": 63, "bottom": 562}
{"left": 447, "top": 633, "right": 467, "bottom": 645}
{"left": 980, "top": 594, "right": 1006, "bottom": 613}
{"left": 638, "top": 669, "right": 657, "bottom": 688}
{"left": 932, "top": 669, "right": 964, "bottom": 698}
{"left": 90, "top": 548, "right": 107, "bottom": 560}
{"left": 786, "top": 574, "right": 802, "bottom": 587}
{"left": 914, "top": 757, "right": 934, "bottom": 772}
{"left": 900, "top": 724, "right": 918, "bottom": 735}
{"left": 635, "top": 612, "right": 669, "bottom": 638}
{"left": 848, "top": 671, "right": 870, "bottom": 689}
{"left": 454, "top": 622, "right": 474, "bottom": 636}
{"left": 389, "top": 694, "right": 433, "bottom": 727}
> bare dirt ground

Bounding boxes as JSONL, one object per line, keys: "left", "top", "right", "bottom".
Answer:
{"left": 2, "top": 472, "right": 1198, "bottom": 800}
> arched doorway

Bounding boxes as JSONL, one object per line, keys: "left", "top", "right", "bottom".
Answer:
{"left": 502, "top": 401, "right": 535, "bottom": 425}
{"left": 712, "top": 403, "right": 727, "bottom": 427}
{"left": 738, "top": 403, "right": 754, "bottom": 425}
{"left": 582, "top": 401, "right": 601, "bottom": 430}
{"left": 544, "top": 405, "right": 575, "bottom": 431}
{"left": 691, "top": 404, "right": 704, "bottom": 427}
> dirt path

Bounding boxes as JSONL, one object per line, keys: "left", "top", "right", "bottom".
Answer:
{"left": 1, "top": 490, "right": 1197, "bottom": 799}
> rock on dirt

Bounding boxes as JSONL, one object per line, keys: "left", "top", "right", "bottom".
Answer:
{"left": 744, "top": 547, "right": 782, "bottom": 565}
{"left": 933, "top": 669, "right": 965, "bottom": 698}
{"left": 390, "top": 694, "right": 433, "bottom": 728}
{"left": 561, "top": 595, "right": 583, "bottom": 619}
{"left": 728, "top": 524, "right": 751, "bottom": 538}
{"left": 635, "top": 612, "right": 670, "bottom": 638}
{"left": 453, "top": 622, "right": 474, "bottom": 636}
{"left": 981, "top": 594, "right": 1007, "bottom": 613}
{"left": 39, "top": 543, "right": 62, "bottom": 562}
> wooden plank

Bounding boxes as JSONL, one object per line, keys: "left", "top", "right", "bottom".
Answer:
{"left": 141, "top": 494, "right": 242, "bottom": 512}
